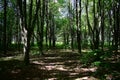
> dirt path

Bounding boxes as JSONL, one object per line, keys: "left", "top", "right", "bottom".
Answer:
{"left": 31, "top": 50, "right": 98, "bottom": 80}
{"left": 0, "top": 50, "right": 98, "bottom": 80}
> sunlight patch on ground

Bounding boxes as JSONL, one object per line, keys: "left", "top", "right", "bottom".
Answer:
{"left": 47, "top": 78, "right": 57, "bottom": 80}
{"left": 82, "top": 49, "right": 92, "bottom": 53}
{"left": 45, "top": 65, "right": 56, "bottom": 70}
{"left": 30, "top": 50, "right": 98, "bottom": 79}
{"left": 32, "top": 61, "right": 64, "bottom": 66}
{"left": 75, "top": 76, "right": 89, "bottom": 80}
{"left": 69, "top": 72, "right": 79, "bottom": 76}
{"left": 59, "top": 49, "right": 92, "bottom": 53}
{"left": 11, "top": 69, "right": 21, "bottom": 74}
{"left": 59, "top": 49, "right": 78, "bottom": 53}
{"left": 75, "top": 76, "right": 98, "bottom": 80}
{"left": 2, "top": 56, "right": 14, "bottom": 60}
{"left": 80, "top": 67, "right": 97, "bottom": 72}
{"left": 0, "top": 54, "right": 23, "bottom": 61}
{"left": 44, "top": 57, "right": 62, "bottom": 59}
{"left": 45, "top": 64, "right": 67, "bottom": 71}
{"left": 55, "top": 65, "right": 67, "bottom": 71}
{"left": 74, "top": 67, "right": 97, "bottom": 73}
{"left": 32, "top": 61, "right": 44, "bottom": 65}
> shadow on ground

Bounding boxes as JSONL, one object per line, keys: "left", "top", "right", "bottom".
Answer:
{"left": 0, "top": 50, "right": 98, "bottom": 80}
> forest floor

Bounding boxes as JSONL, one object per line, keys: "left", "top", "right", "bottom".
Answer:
{"left": 0, "top": 49, "right": 119, "bottom": 80}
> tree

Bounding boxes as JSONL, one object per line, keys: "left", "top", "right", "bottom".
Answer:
{"left": 18, "top": 0, "right": 40, "bottom": 64}
{"left": 113, "top": 0, "right": 119, "bottom": 52}
{"left": 76, "top": 0, "right": 81, "bottom": 53}
{"left": 100, "top": 0, "right": 105, "bottom": 51}
{"left": 36, "top": 0, "right": 45, "bottom": 55}
{"left": 3, "top": 0, "right": 7, "bottom": 54}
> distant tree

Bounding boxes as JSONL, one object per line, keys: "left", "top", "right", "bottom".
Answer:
{"left": 36, "top": 0, "right": 45, "bottom": 55}
{"left": 113, "top": 0, "right": 119, "bottom": 52}
{"left": 68, "top": 0, "right": 74, "bottom": 51}
{"left": 85, "top": 0, "right": 100, "bottom": 50}
{"left": 45, "top": 0, "right": 49, "bottom": 48}
{"left": 100, "top": 0, "right": 105, "bottom": 51}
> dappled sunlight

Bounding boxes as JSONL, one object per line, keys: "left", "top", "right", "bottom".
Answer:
{"left": 11, "top": 69, "right": 21, "bottom": 74}
{"left": 59, "top": 49, "right": 79, "bottom": 54}
{"left": 75, "top": 76, "right": 98, "bottom": 80}
{"left": 44, "top": 56, "right": 62, "bottom": 59}
{"left": 30, "top": 51, "right": 99, "bottom": 80}
{"left": 1, "top": 56, "right": 14, "bottom": 60}
{"left": 82, "top": 49, "right": 92, "bottom": 53}
{"left": 80, "top": 67, "right": 97, "bottom": 72}
{"left": 32, "top": 61, "right": 44, "bottom": 65}
{"left": 0, "top": 50, "right": 99, "bottom": 80}
{"left": 69, "top": 72, "right": 79, "bottom": 76}
{"left": 47, "top": 78, "right": 57, "bottom": 80}
{"left": 59, "top": 49, "right": 92, "bottom": 53}
{"left": 0, "top": 54, "right": 23, "bottom": 61}
{"left": 75, "top": 76, "right": 89, "bottom": 80}
{"left": 55, "top": 65, "right": 67, "bottom": 71}
{"left": 45, "top": 65, "right": 56, "bottom": 70}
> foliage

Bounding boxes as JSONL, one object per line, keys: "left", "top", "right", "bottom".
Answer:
{"left": 81, "top": 50, "right": 103, "bottom": 66}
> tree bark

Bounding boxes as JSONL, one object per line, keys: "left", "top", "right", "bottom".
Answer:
{"left": 76, "top": 0, "right": 81, "bottom": 53}
{"left": 3, "top": 0, "right": 7, "bottom": 54}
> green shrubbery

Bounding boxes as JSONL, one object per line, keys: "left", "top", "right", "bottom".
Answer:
{"left": 81, "top": 49, "right": 114, "bottom": 67}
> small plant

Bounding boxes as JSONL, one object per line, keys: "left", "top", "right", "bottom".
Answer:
{"left": 92, "top": 61, "right": 101, "bottom": 67}
{"left": 81, "top": 49, "right": 103, "bottom": 66}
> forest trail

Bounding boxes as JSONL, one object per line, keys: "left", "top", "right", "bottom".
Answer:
{"left": 30, "top": 50, "right": 98, "bottom": 80}
{"left": 0, "top": 50, "right": 98, "bottom": 80}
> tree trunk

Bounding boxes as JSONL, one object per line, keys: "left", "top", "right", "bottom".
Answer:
{"left": 45, "top": 0, "right": 49, "bottom": 48}
{"left": 18, "top": 0, "right": 40, "bottom": 64}
{"left": 23, "top": 30, "right": 31, "bottom": 64}
{"left": 76, "top": 0, "right": 81, "bottom": 53}
{"left": 3, "top": 0, "right": 7, "bottom": 54}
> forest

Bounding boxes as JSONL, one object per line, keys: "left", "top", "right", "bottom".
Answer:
{"left": 0, "top": 0, "right": 120, "bottom": 80}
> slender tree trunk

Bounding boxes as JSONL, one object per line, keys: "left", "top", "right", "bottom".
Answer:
{"left": 0, "top": 19, "right": 2, "bottom": 51}
{"left": 49, "top": 12, "right": 52, "bottom": 49}
{"left": 24, "top": 32, "right": 31, "bottom": 64}
{"left": 113, "top": 1, "right": 119, "bottom": 52}
{"left": 108, "top": 9, "right": 112, "bottom": 47}
{"left": 76, "top": 0, "right": 81, "bottom": 53}
{"left": 118, "top": 1, "right": 120, "bottom": 49}
{"left": 85, "top": 0, "right": 94, "bottom": 49}
{"left": 45, "top": 0, "right": 49, "bottom": 48}
{"left": 113, "top": 2, "right": 118, "bottom": 52}
{"left": 37, "top": 0, "right": 45, "bottom": 55}
{"left": 52, "top": 16, "right": 56, "bottom": 48}
{"left": 100, "top": 0, "right": 104, "bottom": 51}
{"left": 63, "top": 30, "right": 66, "bottom": 49}
{"left": 79, "top": 0, "right": 82, "bottom": 53}
{"left": 3, "top": 0, "right": 7, "bottom": 54}
{"left": 16, "top": 6, "right": 20, "bottom": 52}
{"left": 93, "top": 0, "right": 100, "bottom": 49}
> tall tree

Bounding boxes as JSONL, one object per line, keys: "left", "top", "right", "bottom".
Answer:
{"left": 76, "top": 0, "right": 81, "bottom": 53}
{"left": 79, "top": 0, "right": 82, "bottom": 53}
{"left": 100, "top": 0, "right": 105, "bottom": 51}
{"left": 113, "top": 0, "right": 119, "bottom": 52}
{"left": 68, "top": 0, "right": 74, "bottom": 51}
{"left": 37, "top": 0, "right": 45, "bottom": 55}
{"left": 45, "top": 0, "right": 49, "bottom": 48}
{"left": 3, "top": 0, "right": 7, "bottom": 54}
{"left": 18, "top": 0, "right": 40, "bottom": 64}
